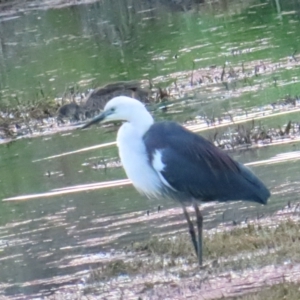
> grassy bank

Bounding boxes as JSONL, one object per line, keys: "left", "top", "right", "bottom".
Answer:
{"left": 65, "top": 208, "right": 300, "bottom": 300}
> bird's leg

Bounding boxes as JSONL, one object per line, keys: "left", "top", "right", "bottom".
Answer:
{"left": 193, "top": 200, "right": 203, "bottom": 266}
{"left": 181, "top": 205, "right": 198, "bottom": 256}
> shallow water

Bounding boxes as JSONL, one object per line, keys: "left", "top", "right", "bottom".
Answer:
{"left": 0, "top": 0, "right": 300, "bottom": 298}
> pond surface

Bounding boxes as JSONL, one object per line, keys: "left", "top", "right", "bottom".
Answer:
{"left": 0, "top": 0, "right": 300, "bottom": 298}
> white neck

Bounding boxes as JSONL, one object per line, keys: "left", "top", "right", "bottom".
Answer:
{"left": 127, "top": 108, "right": 154, "bottom": 136}
{"left": 116, "top": 106, "right": 162, "bottom": 197}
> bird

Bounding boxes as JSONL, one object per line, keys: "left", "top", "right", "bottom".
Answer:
{"left": 82, "top": 96, "right": 271, "bottom": 265}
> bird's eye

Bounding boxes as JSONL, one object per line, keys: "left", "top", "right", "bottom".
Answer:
{"left": 111, "top": 107, "right": 115, "bottom": 112}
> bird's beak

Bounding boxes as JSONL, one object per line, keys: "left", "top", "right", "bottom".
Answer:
{"left": 81, "top": 111, "right": 109, "bottom": 129}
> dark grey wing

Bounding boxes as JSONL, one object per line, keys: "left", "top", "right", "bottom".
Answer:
{"left": 143, "top": 122, "right": 270, "bottom": 204}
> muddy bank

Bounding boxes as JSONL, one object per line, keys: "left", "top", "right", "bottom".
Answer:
{"left": 2, "top": 203, "right": 298, "bottom": 299}
{"left": 1, "top": 53, "right": 299, "bottom": 151}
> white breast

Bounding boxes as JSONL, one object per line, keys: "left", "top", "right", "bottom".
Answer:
{"left": 117, "top": 123, "right": 163, "bottom": 198}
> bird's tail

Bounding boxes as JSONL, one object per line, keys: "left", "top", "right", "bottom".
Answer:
{"left": 238, "top": 163, "right": 270, "bottom": 205}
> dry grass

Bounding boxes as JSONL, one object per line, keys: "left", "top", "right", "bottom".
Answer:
{"left": 41, "top": 216, "right": 300, "bottom": 300}
{"left": 230, "top": 282, "right": 300, "bottom": 300}
{"left": 206, "top": 219, "right": 300, "bottom": 259}
{"left": 132, "top": 217, "right": 300, "bottom": 259}
{"left": 87, "top": 218, "right": 300, "bottom": 283}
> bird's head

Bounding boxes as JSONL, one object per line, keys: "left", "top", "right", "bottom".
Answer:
{"left": 82, "top": 96, "right": 153, "bottom": 129}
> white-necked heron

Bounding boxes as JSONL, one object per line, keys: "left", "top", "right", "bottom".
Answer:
{"left": 82, "top": 96, "right": 270, "bottom": 265}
